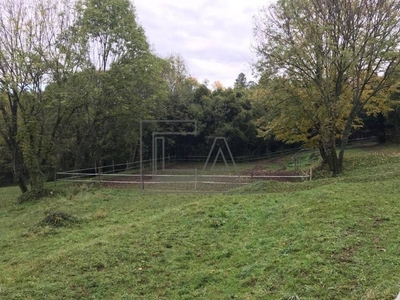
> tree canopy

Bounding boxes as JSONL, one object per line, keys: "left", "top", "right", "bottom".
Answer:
{"left": 0, "top": 0, "right": 265, "bottom": 196}
{"left": 2, "top": 0, "right": 400, "bottom": 196}
{"left": 254, "top": 0, "right": 400, "bottom": 174}
{"left": 0, "top": 0, "right": 168, "bottom": 195}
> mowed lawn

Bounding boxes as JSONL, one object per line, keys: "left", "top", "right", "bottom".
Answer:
{"left": 1, "top": 143, "right": 400, "bottom": 299}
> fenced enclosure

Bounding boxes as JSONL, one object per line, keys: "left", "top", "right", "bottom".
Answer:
{"left": 56, "top": 148, "right": 314, "bottom": 193}
{"left": 56, "top": 119, "right": 316, "bottom": 192}
{"left": 55, "top": 124, "right": 382, "bottom": 193}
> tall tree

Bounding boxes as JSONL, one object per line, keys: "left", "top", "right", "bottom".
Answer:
{"left": 254, "top": 0, "right": 400, "bottom": 174}
{"left": 161, "top": 54, "right": 199, "bottom": 120}
{"left": 234, "top": 72, "right": 247, "bottom": 89}
{"left": 0, "top": 0, "right": 79, "bottom": 193}
{"left": 194, "top": 86, "right": 259, "bottom": 156}
{"left": 66, "top": 0, "right": 165, "bottom": 168}
{"left": 75, "top": 0, "right": 148, "bottom": 71}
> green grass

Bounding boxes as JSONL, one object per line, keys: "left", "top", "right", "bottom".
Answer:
{"left": 1, "top": 143, "right": 400, "bottom": 299}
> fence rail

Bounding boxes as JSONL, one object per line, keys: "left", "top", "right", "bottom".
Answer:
{"left": 55, "top": 146, "right": 319, "bottom": 192}
{"left": 56, "top": 167, "right": 312, "bottom": 193}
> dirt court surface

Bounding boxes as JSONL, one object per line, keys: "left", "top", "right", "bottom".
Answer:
{"left": 96, "top": 163, "right": 305, "bottom": 189}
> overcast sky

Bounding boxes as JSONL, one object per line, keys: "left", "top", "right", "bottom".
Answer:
{"left": 134, "top": 0, "right": 273, "bottom": 88}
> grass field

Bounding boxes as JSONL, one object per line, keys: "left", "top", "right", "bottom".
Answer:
{"left": 1, "top": 143, "right": 400, "bottom": 299}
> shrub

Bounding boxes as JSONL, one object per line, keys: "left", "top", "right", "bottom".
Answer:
{"left": 17, "top": 188, "right": 54, "bottom": 204}
{"left": 39, "top": 211, "right": 79, "bottom": 227}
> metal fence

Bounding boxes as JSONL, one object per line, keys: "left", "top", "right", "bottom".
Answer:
{"left": 56, "top": 153, "right": 312, "bottom": 193}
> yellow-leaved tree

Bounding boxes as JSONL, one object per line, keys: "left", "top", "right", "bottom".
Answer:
{"left": 254, "top": 0, "right": 400, "bottom": 175}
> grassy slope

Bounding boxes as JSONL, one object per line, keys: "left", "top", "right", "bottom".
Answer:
{"left": 1, "top": 143, "right": 400, "bottom": 299}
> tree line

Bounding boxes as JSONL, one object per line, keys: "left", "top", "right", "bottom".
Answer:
{"left": 1, "top": 0, "right": 400, "bottom": 196}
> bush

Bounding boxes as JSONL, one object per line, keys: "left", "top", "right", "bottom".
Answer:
{"left": 17, "top": 188, "right": 54, "bottom": 204}
{"left": 39, "top": 211, "right": 79, "bottom": 227}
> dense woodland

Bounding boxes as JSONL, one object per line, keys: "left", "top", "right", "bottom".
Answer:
{"left": 1, "top": 0, "right": 400, "bottom": 194}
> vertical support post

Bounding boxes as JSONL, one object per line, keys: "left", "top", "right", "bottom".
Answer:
{"left": 155, "top": 137, "right": 165, "bottom": 173}
{"left": 140, "top": 119, "right": 143, "bottom": 190}
{"left": 152, "top": 133, "right": 155, "bottom": 179}
{"left": 195, "top": 167, "right": 197, "bottom": 191}
{"left": 54, "top": 167, "right": 57, "bottom": 186}
{"left": 97, "top": 165, "right": 100, "bottom": 182}
{"left": 222, "top": 138, "right": 239, "bottom": 176}
{"left": 155, "top": 136, "right": 158, "bottom": 177}
{"left": 113, "top": 160, "right": 115, "bottom": 174}
{"left": 202, "top": 138, "right": 218, "bottom": 173}
{"left": 162, "top": 137, "right": 165, "bottom": 171}
{"left": 310, "top": 167, "right": 313, "bottom": 181}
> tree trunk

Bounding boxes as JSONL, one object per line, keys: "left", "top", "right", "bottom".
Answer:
{"left": 323, "top": 139, "right": 340, "bottom": 176}
{"left": 12, "top": 144, "right": 29, "bottom": 194}
{"left": 30, "top": 173, "right": 45, "bottom": 192}
{"left": 18, "top": 175, "right": 28, "bottom": 193}
{"left": 319, "top": 144, "right": 327, "bottom": 163}
{"left": 338, "top": 116, "right": 354, "bottom": 171}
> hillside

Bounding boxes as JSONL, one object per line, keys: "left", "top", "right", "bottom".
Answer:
{"left": 1, "top": 143, "right": 400, "bottom": 299}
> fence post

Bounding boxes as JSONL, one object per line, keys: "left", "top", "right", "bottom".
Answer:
{"left": 195, "top": 167, "right": 197, "bottom": 191}
{"left": 54, "top": 167, "right": 57, "bottom": 186}
{"left": 113, "top": 160, "right": 115, "bottom": 174}
{"left": 309, "top": 167, "right": 313, "bottom": 181}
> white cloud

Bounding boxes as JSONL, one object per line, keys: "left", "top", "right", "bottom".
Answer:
{"left": 134, "top": 0, "right": 272, "bottom": 87}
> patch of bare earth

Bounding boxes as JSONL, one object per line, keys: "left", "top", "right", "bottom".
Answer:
{"left": 242, "top": 162, "right": 301, "bottom": 182}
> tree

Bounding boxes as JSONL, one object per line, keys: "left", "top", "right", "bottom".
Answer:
{"left": 195, "top": 86, "right": 258, "bottom": 156}
{"left": 75, "top": 0, "right": 148, "bottom": 71}
{"left": 212, "top": 81, "right": 224, "bottom": 91}
{"left": 161, "top": 54, "right": 199, "bottom": 120}
{"left": 234, "top": 73, "right": 247, "bottom": 89}
{"left": 64, "top": 0, "right": 166, "bottom": 168}
{"left": 384, "top": 72, "right": 400, "bottom": 142}
{"left": 0, "top": 0, "right": 79, "bottom": 193}
{"left": 254, "top": 0, "right": 400, "bottom": 174}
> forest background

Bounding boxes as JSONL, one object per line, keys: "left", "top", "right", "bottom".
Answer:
{"left": 1, "top": 0, "right": 400, "bottom": 194}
